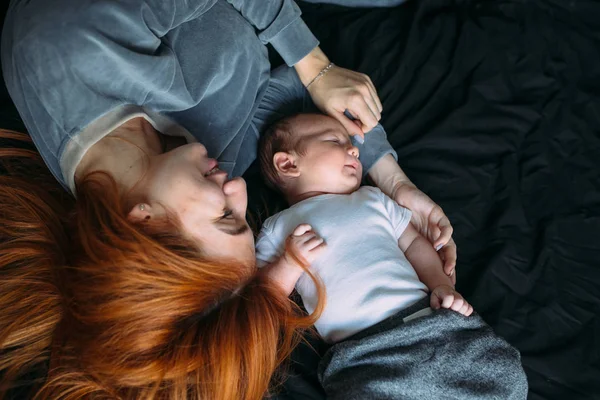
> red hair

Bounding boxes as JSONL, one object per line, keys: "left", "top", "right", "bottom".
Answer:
{"left": 0, "top": 129, "right": 325, "bottom": 399}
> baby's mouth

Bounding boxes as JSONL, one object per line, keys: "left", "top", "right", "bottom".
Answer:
{"left": 345, "top": 162, "right": 360, "bottom": 171}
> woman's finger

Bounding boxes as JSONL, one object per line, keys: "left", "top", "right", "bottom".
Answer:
{"left": 431, "top": 210, "right": 453, "bottom": 248}
{"left": 434, "top": 223, "right": 452, "bottom": 248}
{"left": 363, "top": 74, "right": 383, "bottom": 113}
{"left": 450, "top": 268, "right": 457, "bottom": 285}
{"left": 347, "top": 94, "right": 379, "bottom": 133}
{"left": 440, "top": 238, "right": 457, "bottom": 280}
{"left": 431, "top": 226, "right": 442, "bottom": 249}
{"left": 363, "top": 91, "right": 382, "bottom": 123}
{"left": 333, "top": 111, "right": 365, "bottom": 139}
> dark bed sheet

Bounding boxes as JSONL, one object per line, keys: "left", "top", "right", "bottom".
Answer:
{"left": 1, "top": 0, "right": 599, "bottom": 399}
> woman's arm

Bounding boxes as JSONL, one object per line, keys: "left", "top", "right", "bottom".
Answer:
{"left": 368, "top": 154, "right": 414, "bottom": 196}
{"left": 298, "top": 48, "right": 384, "bottom": 140}
{"left": 227, "top": 0, "right": 320, "bottom": 66}
{"left": 228, "top": 0, "right": 384, "bottom": 140}
{"left": 370, "top": 154, "right": 458, "bottom": 283}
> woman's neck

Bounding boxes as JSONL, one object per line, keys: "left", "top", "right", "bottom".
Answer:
{"left": 75, "top": 117, "right": 163, "bottom": 193}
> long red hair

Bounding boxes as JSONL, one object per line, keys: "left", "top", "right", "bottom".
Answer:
{"left": 0, "top": 129, "right": 325, "bottom": 399}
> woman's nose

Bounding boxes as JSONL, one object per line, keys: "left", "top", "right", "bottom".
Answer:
{"left": 223, "top": 177, "right": 248, "bottom": 214}
{"left": 191, "top": 142, "right": 208, "bottom": 157}
{"left": 212, "top": 171, "right": 228, "bottom": 187}
{"left": 223, "top": 177, "right": 247, "bottom": 196}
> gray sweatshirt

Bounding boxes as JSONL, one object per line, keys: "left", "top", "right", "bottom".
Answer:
{"left": 2, "top": 0, "right": 320, "bottom": 191}
{"left": 3, "top": 0, "right": 396, "bottom": 194}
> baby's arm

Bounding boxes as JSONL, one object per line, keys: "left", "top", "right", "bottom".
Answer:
{"left": 399, "top": 223, "right": 473, "bottom": 316}
{"left": 261, "top": 224, "right": 326, "bottom": 296}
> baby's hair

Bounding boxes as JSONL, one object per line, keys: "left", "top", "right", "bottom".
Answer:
{"left": 258, "top": 115, "right": 307, "bottom": 192}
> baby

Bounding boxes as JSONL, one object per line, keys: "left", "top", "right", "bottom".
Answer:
{"left": 256, "top": 114, "right": 528, "bottom": 399}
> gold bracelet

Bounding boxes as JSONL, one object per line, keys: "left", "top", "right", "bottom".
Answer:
{"left": 305, "top": 62, "right": 335, "bottom": 89}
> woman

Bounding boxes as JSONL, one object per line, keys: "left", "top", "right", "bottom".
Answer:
{"left": 0, "top": 0, "right": 456, "bottom": 398}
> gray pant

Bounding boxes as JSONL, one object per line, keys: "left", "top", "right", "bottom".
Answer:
{"left": 319, "top": 297, "right": 529, "bottom": 400}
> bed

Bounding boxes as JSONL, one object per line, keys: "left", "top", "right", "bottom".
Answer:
{"left": 2, "top": 1, "right": 599, "bottom": 399}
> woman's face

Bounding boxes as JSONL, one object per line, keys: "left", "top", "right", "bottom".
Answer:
{"left": 140, "top": 143, "right": 255, "bottom": 266}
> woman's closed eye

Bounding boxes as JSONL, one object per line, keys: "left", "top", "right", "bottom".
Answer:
{"left": 214, "top": 209, "right": 249, "bottom": 236}
{"left": 220, "top": 209, "right": 234, "bottom": 220}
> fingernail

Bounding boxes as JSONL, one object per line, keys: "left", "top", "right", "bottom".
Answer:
{"left": 435, "top": 244, "right": 443, "bottom": 251}
{"left": 354, "top": 135, "right": 364, "bottom": 144}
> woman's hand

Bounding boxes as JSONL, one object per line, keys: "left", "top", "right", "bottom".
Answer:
{"left": 307, "top": 66, "right": 383, "bottom": 139}
{"left": 294, "top": 47, "right": 382, "bottom": 139}
{"left": 392, "top": 182, "right": 457, "bottom": 284}
{"left": 368, "top": 155, "right": 457, "bottom": 283}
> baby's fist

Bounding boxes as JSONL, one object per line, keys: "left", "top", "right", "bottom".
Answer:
{"left": 430, "top": 285, "right": 473, "bottom": 316}
{"left": 284, "top": 224, "right": 327, "bottom": 267}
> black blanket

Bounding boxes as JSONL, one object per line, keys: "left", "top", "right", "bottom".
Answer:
{"left": 1, "top": 1, "right": 599, "bottom": 399}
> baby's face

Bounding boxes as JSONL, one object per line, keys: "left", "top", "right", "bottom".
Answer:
{"left": 293, "top": 115, "right": 362, "bottom": 195}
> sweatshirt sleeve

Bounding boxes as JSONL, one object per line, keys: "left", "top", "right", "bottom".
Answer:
{"left": 355, "top": 123, "right": 398, "bottom": 177}
{"left": 226, "top": 0, "right": 319, "bottom": 66}
{"left": 2, "top": 0, "right": 216, "bottom": 184}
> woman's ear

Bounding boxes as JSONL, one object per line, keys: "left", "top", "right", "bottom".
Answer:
{"left": 127, "top": 203, "right": 152, "bottom": 223}
{"left": 273, "top": 152, "right": 301, "bottom": 178}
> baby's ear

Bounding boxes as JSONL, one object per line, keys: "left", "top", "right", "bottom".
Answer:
{"left": 273, "top": 152, "right": 301, "bottom": 178}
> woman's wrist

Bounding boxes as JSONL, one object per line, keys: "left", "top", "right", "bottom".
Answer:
{"left": 368, "top": 154, "right": 415, "bottom": 199}
{"left": 294, "top": 46, "right": 331, "bottom": 87}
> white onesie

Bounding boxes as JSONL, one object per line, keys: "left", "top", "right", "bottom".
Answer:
{"left": 255, "top": 186, "right": 428, "bottom": 343}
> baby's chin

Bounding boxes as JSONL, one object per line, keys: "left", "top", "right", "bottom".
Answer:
{"left": 318, "top": 180, "right": 361, "bottom": 195}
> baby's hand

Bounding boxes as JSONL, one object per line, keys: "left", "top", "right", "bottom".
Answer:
{"left": 430, "top": 285, "right": 474, "bottom": 316}
{"left": 284, "top": 224, "right": 327, "bottom": 268}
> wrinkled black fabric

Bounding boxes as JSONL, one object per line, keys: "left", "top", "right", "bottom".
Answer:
{"left": 249, "top": 1, "right": 600, "bottom": 399}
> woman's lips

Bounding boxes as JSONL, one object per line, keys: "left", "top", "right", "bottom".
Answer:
{"left": 204, "top": 159, "right": 220, "bottom": 176}
{"left": 207, "top": 158, "right": 219, "bottom": 170}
